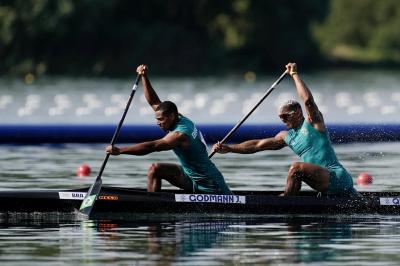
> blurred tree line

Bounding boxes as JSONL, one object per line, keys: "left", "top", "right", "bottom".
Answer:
{"left": 0, "top": 0, "right": 399, "bottom": 77}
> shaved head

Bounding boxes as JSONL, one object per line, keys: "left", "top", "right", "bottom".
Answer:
{"left": 279, "top": 100, "right": 301, "bottom": 112}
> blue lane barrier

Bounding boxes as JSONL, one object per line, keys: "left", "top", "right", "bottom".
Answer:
{"left": 1, "top": 124, "right": 400, "bottom": 144}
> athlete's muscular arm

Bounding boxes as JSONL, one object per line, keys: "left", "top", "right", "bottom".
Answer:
{"left": 286, "top": 63, "right": 326, "bottom": 132}
{"left": 212, "top": 131, "right": 287, "bottom": 154}
{"left": 137, "top": 65, "right": 162, "bottom": 111}
{"left": 106, "top": 132, "right": 189, "bottom": 156}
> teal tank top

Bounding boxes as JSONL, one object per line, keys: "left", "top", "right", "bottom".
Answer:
{"left": 171, "top": 115, "right": 231, "bottom": 194}
{"left": 284, "top": 120, "right": 354, "bottom": 191}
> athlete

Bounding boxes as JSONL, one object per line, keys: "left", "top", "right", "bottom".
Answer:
{"left": 213, "top": 63, "right": 358, "bottom": 197}
{"left": 106, "top": 65, "right": 232, "bottom": 195}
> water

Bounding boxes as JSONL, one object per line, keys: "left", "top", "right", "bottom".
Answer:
{"left": 1, "top": 214, "right": 400, "bottom": 265}
{"left": 1, "top": 70, "right": 400, "bottom": 265}
{"left": 1, "top": 143, "right": 400, "bottom": 265}
{"left": 1, "top": 143, "right": 399, "bottom": 192}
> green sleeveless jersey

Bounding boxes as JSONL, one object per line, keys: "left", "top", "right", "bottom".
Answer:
{"left": 284, "top": 120, "right": 354, "bottom": 191}
{"left": 171, "top": 115, "right": 231, "bottom": 194}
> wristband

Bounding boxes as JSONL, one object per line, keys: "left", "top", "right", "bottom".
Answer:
{"left": 291, "top": 72, "right": 298, "bottom": 77}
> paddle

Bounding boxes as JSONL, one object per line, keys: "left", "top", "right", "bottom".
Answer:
{"left": 209, "top": 70, "right": 288, "bottom": 158}
{"left": 79, "top": 74, "right": 141, "bottom": 217}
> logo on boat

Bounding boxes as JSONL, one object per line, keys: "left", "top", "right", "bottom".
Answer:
{"left": 175, "top": 194, "right": 246, "bottom": 204}
{"left": 379, "top": 197, "right": 400, "bottom": 206}
{"left": 58, "top": 192, "right": 87, "bottom": 200}
{"left": 98, "top": 195, "right": 119, "bottom": 201}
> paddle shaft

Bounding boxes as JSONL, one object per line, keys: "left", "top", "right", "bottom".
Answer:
{"left": 97, "top": 76, "right": 141, "bottom": 178}
{"left": 79, "top": 74, "right": 141, "bottom": 216}
{"left": 209, "top": 70, "right": 287, "bottom": 158}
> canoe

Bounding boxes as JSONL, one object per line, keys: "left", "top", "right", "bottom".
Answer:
{"left": 0, "top": 186, "right": 399, "bottom": 217}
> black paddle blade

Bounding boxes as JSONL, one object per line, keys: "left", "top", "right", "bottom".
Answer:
{"left": 79, "top": 177, "right": 102, "bottom": 216}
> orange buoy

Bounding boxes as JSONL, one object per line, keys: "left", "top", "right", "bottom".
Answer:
{"left": 77, "top": 163, "right": 91, "bottom": 177}
{"left": 357, "top": 172, "right": 373, "bottom": 185}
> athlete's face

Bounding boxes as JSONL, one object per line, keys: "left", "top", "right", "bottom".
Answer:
{"left": 155, "top": 111, "right": 175, "bottom": 131}
{"left": 279, "top": 107, "right": 301, "bottom": 129}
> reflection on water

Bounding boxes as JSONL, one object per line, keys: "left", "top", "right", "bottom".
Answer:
{"left": 1, "top": 214, "right": 400, "bottom": 265}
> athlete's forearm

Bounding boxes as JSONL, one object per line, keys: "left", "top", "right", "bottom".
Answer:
{"left": 141, "top": 75, "right": 161, "bottom": 110}
{"left": 120, "top": 142, "right": 157, "bottom": 156}
{"left": 292, "top": 74, "right": 314, "bottom": 105}
{"left": 229, "top": 140, "right": 261, "bottom": 154}
{"left": 229, "top": 137, "right": 285, "bottom": 153}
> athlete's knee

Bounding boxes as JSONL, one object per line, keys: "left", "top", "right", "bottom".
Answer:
{"left": 288, "top": 162, "right": 305, "bottom": 178}
{"left": 289, "top": 162, "right": 304, "bottom": 174}
{"left": 147, "top": 163, "right": 161, "bottom": 179}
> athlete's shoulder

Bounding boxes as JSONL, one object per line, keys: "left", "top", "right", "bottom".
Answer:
{"left": 173, "top": 115, "right": 198, "bottom": 140}
{"left": 179, "top": 115, "right": 195, "bottom": 126}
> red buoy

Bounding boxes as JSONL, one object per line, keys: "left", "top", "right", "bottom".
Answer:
{"left": 357, "top": 172, "right": 373, "bottom": 185}
{"left": 77, "top": 163, "right": 91, "bottom": 177}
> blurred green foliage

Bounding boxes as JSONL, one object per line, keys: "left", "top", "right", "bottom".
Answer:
{"left": 314, "top": 0, "right": 400, "bottom": 64}
{"left": 0, "top": 0, "right": 399, "bottom": 76}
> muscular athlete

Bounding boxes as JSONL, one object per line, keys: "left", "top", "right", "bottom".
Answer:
{"left": 213, "top": 63, "right": 357, "bottom": 197}
{"left": 106, "top": 65, "right": 232, "bottom": 195}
